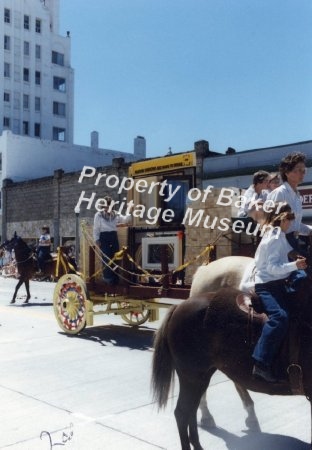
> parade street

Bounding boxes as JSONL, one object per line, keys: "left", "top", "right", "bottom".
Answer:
{"left": 0, "top": 277, "right": 310, "bottom": 450}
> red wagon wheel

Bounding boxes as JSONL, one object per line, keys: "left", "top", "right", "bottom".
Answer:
{"left": 53, "top": 274, "right": 87, "bottom": 334}
{"left": 118, "top": 301, "right": 151, "bottom": 326}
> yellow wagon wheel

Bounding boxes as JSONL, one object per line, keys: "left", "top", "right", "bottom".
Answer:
{"left": 53, "top": 274, "right": 87, "bottom": 334}
{"left": 118, "top": 301, "right": 151, "bottom": 326}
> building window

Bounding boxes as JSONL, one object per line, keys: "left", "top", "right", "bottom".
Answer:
{"left": 3, "top": 117, "right": 10, "bottom": 128}
{"left": 4, "top": 8, "right": 10, "bottom": 24}
{"left": 23, "top": 67, "right": 29, "bottom": 82}
{"left": 35, "top": 71, "right": 41, "bottom": 85}
{"left": 53, "top": 127, "right": 65, "bottom": 141}
{"left": 35, "top": 18, "right": 41, "bottom": 33}
{"left": 23, "top": 94, "right": 29, "bottom": 109}
{"left": 34, "top": 123, "right": 41, "bottom": 137}
{"left": 23, "top": 41, "right": 30, "bottom": 56}
{"left": 4, "top": 35, "right": 10, "bottom": 50}
{"left": 53, "top": 76, "right": 66, "bottom": 92}
{"left": 52, "top": 51, "right": 64, "bottom": 66}
{"left": 53, "top": 101, "right": 66, "bottom": 116}
{"left": 24, "top": 14, "right": 30, "bottom": 30}
{"left": 4, "top": 92, "right": 10, "bottom": 102}
{"left": 4, "top": 62, "right": 10, "bottom": 78}
{"left": 13, "top": 119, "right": 20, "bottom": 134}
{"left": 35, "top": 96, "right": 41, "bottom": 112}
{"left": 23, "top": 121, "right": 29, "bottom": 135}
{"left": 13, "top": 92, "right": 20, "bottom": 109}
{"left": 35, "top": 44, "right": 41, "bottom": 59}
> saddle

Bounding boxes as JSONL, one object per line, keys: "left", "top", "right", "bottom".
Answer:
{"left": 236, "top": 292, "right": 267, "bottom": 320}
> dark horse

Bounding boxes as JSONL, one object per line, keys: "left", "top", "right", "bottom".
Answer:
{"left": 152, "top": 278, "right": 312, "bottom": 450}
{"left": 1, "top": 234, "right": 75, "bottom": 304}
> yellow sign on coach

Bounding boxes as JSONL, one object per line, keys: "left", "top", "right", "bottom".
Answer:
{"left": 129, "top": 152, "right": 196, "bottom": 177}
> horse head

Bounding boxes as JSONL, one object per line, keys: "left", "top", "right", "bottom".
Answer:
{"left": 3, "top": 233, "right": 20, "bottom": 252}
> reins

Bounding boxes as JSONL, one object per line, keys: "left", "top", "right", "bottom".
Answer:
{"left": 14, "top": 251, "right": 35, "bottom": 264}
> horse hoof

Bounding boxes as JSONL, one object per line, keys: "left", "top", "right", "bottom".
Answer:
{"left": 10, "top": 300, "right": 15, "bottom": 304}
{"left": 245, "top": 417, "right": 261, "bottom": 432}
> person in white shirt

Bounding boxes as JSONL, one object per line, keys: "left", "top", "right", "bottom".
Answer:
{"left": 267, "top": 172, "right": 281, "bottom": 192}
{"left": 37, "top": 226, "right": 51, "bottom": 272}
{"left": 237, "top": 170, "right": 270, "bottom": 219}
{"left": 267, "top": 152, "right": 312, "bottom": 255}
{"left": 93, "top": 196, "right": 131, "bottom": 284}
{"left": 252, "top": 208, "right": 307, "bottom": 383}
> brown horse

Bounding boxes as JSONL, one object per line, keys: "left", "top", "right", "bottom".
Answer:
{"left": 2, "top": 234, "right": 75, "bottom": 304}
{"left": 151, "top": 278, "right": 312, "bottom": 450}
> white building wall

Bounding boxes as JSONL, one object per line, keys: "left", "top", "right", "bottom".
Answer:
{"left": 0, "top": 131, "right": 138, "bottom": 183}
{"left": 1, "top": 0, "right": 74, "bottom": 143}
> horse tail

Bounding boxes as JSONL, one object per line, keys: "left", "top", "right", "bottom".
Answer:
{"left": 151, "top": 305, "right": 177, "bottom": 409}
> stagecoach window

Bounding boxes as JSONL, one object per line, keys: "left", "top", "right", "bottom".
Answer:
{"left": 163, "top": 179, "right": 189, "bottom": 225}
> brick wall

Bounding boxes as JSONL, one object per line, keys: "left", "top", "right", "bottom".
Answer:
{"left": 3, "top": 160, "right": 130, "bottom": 246}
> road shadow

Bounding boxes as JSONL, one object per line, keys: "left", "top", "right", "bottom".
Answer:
{"left": 61, "top": 324, "right": 156, "bottom": 351}
{"left": 8, "top": 302, "right": 53, "bottom": 307}
{"left": 22, "top": 302, "right": 53, "bottom": 307}
{"left": 202, "top": 426, "right": 309, "bottom": 449}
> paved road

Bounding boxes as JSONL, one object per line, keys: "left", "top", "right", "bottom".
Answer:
{"left": 0, "top": 276, "right": 310, "bottom": 449}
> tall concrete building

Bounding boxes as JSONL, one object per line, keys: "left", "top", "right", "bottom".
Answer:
{"left": 0, "top": 0, "right": 146, "bottom": 227}
{"left": 1, "top": 0, "right": 74, "bottom": 143}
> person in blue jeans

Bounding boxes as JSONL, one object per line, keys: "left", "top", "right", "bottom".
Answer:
{"left": 93, "top": 196, "right": 131, "bottom": 284}
{"left": 252, "top": 208, "right": 307, "bottom": 383}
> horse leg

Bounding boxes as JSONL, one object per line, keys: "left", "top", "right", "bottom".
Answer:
{"left": 175, "top": 376, "right": 211, "bottom": 450}
{"left": 234, "top": 383, "right": 260, "bottom": 431}
{"left": 199, "top": 370, "right": 217, "bottom": 428}
{"left": 24, "top": 278, "right": 31, "bottom": 303}
{"left": 199, "top": 390, "right": 217, "bottom": 428}
{"left": 11, "top": 278, "right": 24, "bottom": 304}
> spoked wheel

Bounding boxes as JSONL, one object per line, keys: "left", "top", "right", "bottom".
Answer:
{"left": 53, "top": 274, "right": 87, "bottom": 334}
{"left": 118, "top": 301, "right": 151, "bottom": 326}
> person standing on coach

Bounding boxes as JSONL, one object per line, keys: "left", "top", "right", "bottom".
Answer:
{"left": 93, "top": 196, "right": 131, "bottom": 285}
{"left": 37, "top": 226, "right": 51, "bottom": 273}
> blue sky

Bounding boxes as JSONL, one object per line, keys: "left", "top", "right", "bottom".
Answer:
{"left": 59, "top": 0, "right": 312, "bottom": 158}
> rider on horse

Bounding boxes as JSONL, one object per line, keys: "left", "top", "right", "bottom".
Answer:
{"left": 252, "top": 206, "right": 307, "bottom": 383}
